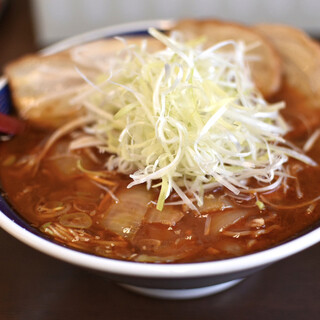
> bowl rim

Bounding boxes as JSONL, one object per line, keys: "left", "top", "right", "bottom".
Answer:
{"left": 2, "top": 207, "right": 320, "bottom": 278}
{"left": 1, "top": 19, "right": 320, "bottom": 279}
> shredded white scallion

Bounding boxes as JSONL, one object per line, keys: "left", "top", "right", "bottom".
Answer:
{"left": 303, "top": 129, "right": 320, "bottom": 152}
{"left": 70, "top": 28, "right": 315, "bottom": 210}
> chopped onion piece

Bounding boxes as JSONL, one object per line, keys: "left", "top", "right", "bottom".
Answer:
{"left": 207, "top": 209, "right": 253, "bottom": 236}
{"left": 145, "top": 206, "right": 184, "bottom": 226}
{"left": 100, "top": 185, "right": 153, "bottom": 239}
{"left": 199, "top": 195, "right": 233, "bottom": 213}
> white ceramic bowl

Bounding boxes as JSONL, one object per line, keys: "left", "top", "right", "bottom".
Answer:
{"left": 1, "top": 20, "right": 320, "bottom": 300}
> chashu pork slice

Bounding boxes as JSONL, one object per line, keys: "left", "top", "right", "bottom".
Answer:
{"left": 171, "top": 19, "right": 282, "bottom": 98}
{"left": 255, "top": 24, "right": 320, "bottom": 137}
{"left": 255, "top": 23, "right": 320, "bottom": 107}
{"left": 5, "top": 37, "right": 164, "bottom": 129}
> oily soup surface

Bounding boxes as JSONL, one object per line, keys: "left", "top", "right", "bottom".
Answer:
{"left": 0, "top": 86, "right": 320, "bottom": 263}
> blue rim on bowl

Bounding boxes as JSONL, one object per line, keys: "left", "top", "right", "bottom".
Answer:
{"left": 1, "top": 19, "right": 320, "bottom": 299}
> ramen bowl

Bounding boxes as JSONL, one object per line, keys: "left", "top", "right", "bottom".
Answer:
{"left": 1, "top": 20, "right": 320, "bottom": 300}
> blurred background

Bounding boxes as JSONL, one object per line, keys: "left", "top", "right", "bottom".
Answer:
{"left": 31, "top": 0, "right": 320, "bottom": 45}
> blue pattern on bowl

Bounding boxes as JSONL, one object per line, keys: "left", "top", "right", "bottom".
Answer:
{"left": 0, "top": 82, "right": 11, "bottom": 114}
{"left": 112, "top": 30, "right": 149, "bottom": 37}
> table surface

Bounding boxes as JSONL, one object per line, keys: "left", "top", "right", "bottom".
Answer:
{"left": 1, "top": 1, "right": 320, "bottom": 320}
